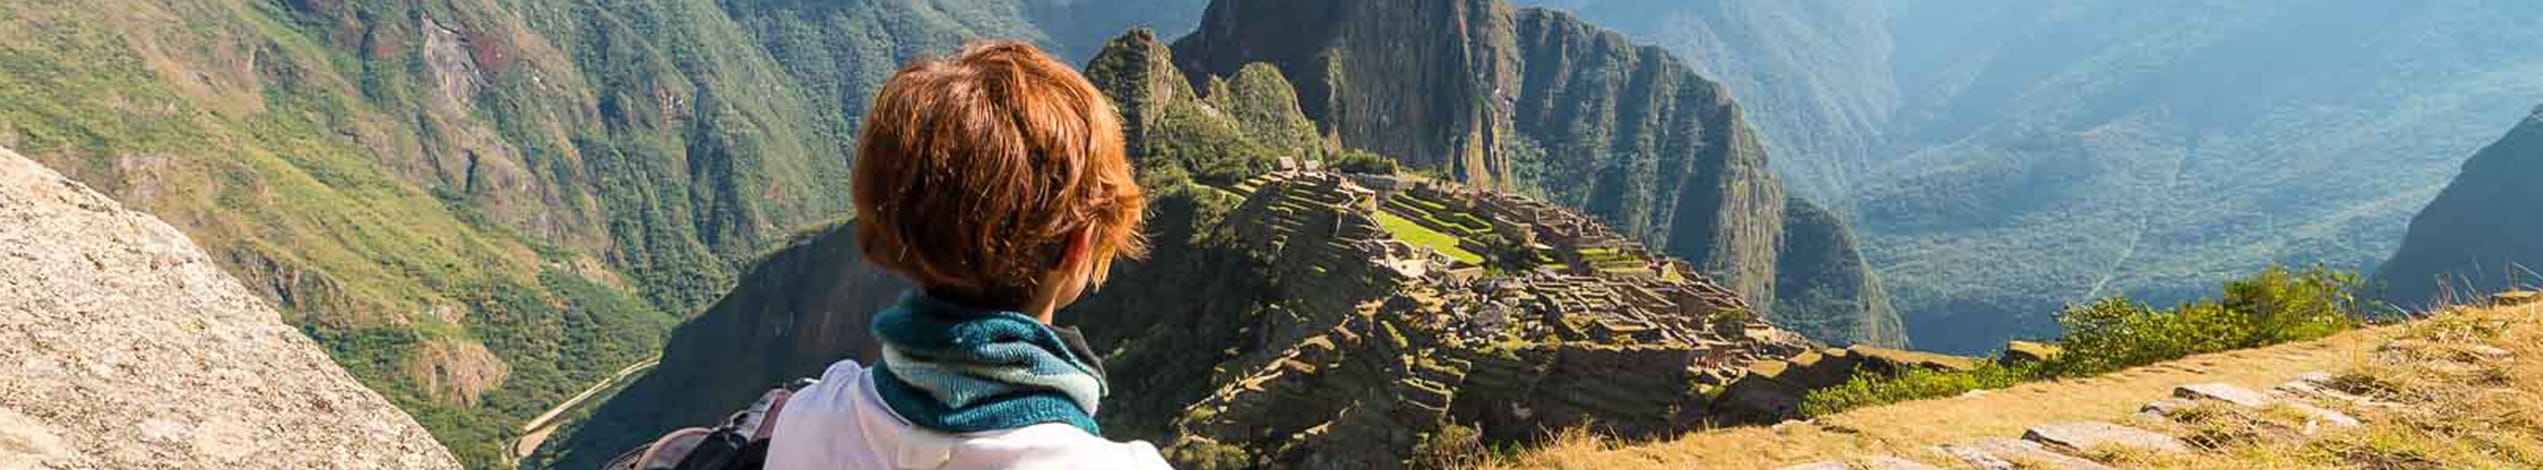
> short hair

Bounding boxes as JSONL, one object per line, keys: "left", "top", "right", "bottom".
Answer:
{"left": 852, "top": 40, "right": 1146, "bottom": 309}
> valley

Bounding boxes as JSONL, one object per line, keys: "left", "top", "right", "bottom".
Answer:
{"left": 3, "top": 0, "right": 2539, "bottom": 469}
{"left": 1519, "top": 0, "right": 2543, "bottom": 353}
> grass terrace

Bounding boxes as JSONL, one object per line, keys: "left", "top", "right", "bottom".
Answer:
{"left": 1386, "top": 194, "right": 1495, "bottom": 236}
{"left": 1376, "top": 211, "right": 1484, "bottom": 265}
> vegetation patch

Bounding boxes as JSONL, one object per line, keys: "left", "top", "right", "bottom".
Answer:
{"left": 1802, "top": 266, "right": 2368, "bottom": 416}
{"left": 1376, "top": 210, "right": 1484, "bottom": 265}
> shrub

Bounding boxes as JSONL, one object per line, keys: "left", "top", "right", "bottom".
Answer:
{"left": 1411, "top": 423, "right": 1487, "bottom": 470}
{"left": 2043, "top": 265, "right": 2364, "bottom": 377}
{"left": 1168, "top": 440, "right": 1256, "bottom": 470}
{"left": 1800, "top": 362, "right": 2035, "bottom": 417}
{"left": 1800, "top": 265, "right": 2367, "bottom": 416}
{"left": 1332, "top": 148, "right": 1400, "bottom": 175}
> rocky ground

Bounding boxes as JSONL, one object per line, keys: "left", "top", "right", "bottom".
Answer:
{"left": 0, "top": 147, "right": 458, "bottom": 469}
{"left": 1493, "top": 292, "right": 2542, "bottom": 469}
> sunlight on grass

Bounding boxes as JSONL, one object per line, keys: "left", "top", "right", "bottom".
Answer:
{"left": 1376, "top": 210, "right": 1483, "bottom": 265}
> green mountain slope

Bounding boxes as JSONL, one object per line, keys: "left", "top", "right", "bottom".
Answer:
{"left": 0, "top": 1, "right": 1196, "bottom": 467}
{"left": 1168, "top": 0, "right": 1904, "bottom": 347}
{"left": 2375, "top": 105, "right": 2543, "bottom": 307}
{"left": 1509, "top": 0, "right": 1899, "bottom": 209}
{"left": 1523, "top": 0, "right": 2543, "bottom": 352}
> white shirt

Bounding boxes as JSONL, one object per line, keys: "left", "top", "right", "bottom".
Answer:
{"left": 764, "top": 360, "right": 1174, "bottom": 470}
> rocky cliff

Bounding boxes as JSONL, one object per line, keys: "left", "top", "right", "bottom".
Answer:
{"left": 1165, "top": 0, "right": 1902, "bottom": 347}
{"left": 2376, "top": 105, "right": 2543, "bottom": 307}
{"left": 1773, "top": 198, "right": 1909, "bottom": 347}
{"left": 0, "top": 147, "right": 458, "bottom": 469}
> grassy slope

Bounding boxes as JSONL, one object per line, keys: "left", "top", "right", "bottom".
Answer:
{"left": 1493, "top": 298, "right": 2541, "bottom": 469}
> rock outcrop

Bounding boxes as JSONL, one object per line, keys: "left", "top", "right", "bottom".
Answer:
{"left": 2375, "top": 104, "right": 2543, "bottom": 308}
{"left": 0, "top": 147, "right": 458, "bottom": 469}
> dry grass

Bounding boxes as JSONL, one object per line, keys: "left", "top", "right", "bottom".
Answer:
{"left": 1486, "top": 300, "right": 2542, "bottom": 469}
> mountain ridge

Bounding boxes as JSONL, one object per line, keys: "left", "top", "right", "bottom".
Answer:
{"left": 2374, "top": 104, "right": 2543, "bottom": 306}
{"left": 1167, "top": 0, "right": 1904, "bottom": 347}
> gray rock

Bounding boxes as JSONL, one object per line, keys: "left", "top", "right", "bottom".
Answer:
{"left": 2140, "top": 398, "right": 2197, "bottom": 419}
{"left": 2176, "top": 382, "right": 2273, "bottom": 408}
{"left": 2467, "top": 344, "right": 2513, "bottom": 360}
{"left": 0, "top": 148, "right": 460, "bottom": 469}
{"left": 1778, "top": 457, "right": 1943, "bottom": 470}
{"left": 1935, "top": 438, "right": 2115, "bottom": 470}
{"left": 2024, "top": 421, "right": 2189, "bottom": 454}
{"left": 2280, "top": 401, "right": 2363, "bottom": 431}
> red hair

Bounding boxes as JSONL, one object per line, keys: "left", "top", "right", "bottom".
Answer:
{"left": 852, "top": 40, "right": 1147, "bottom": 309}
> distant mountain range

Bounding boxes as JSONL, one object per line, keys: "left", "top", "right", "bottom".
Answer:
{"left": 1521, "top": 0, "right": 2543, "bottom": 352}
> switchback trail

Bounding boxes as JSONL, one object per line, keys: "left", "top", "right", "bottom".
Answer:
{"left": 514, "top": 357, "right": 660, "bottom": 458}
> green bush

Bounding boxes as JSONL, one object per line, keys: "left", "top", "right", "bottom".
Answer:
{"left": 1801, "top": 362, "right": 2035, "bottom": 417}
{"left": 1331, "top": 148, "right": 1400, "bottom": 175}
{"left": 1799, "top": 265, "right": 2366, "bottom": 416}
{"left": 1411, "top": 423, "right": 1488, "bottom": 470}
{"left": 2042, "top": 265, "right": 2364, "bottom": 377}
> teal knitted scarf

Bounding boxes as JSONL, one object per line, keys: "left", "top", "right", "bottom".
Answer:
{"left": 870, "top": 291, "right": 1109, "bottom": 435}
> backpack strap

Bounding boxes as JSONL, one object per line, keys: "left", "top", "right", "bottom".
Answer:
{"left": 605, "top": 379, "right": 818, "bottom": 470}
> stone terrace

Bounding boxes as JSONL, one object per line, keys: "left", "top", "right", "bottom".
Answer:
{"left": 1170, "top": 170, "right": 1858, "bottom": 469}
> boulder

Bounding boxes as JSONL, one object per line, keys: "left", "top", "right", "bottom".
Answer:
{"left": 2021, "top": 421, "right": 2188, "bottom": 454}
{"left": 2139, "top": 398, "right": 2197, "bottom": 419}
{"left": 2175, "top": 382, "right": 2272, "bottom": 408}
{"left": 2000, "top": 341, "right": 2062, "bottom": 365}
{"left": 2279, "top": 401, "right": 2362, "bottom": 431}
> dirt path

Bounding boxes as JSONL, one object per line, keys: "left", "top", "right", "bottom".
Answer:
{"left": 1511, "top": 324, "right": 2392, "bottom": 468}
{"left": 513, "top": 357, "right": 659, "bottom": 458}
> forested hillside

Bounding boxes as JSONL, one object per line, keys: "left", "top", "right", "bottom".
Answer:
{"left": 0, "top": 0, "right": 1195, "bottom": 467}
{"left": 2375, "top": 105, "right": 2543, "bottom": 307}
{"left": 1526, "top": 0, "right": 2543, "bottom": 352}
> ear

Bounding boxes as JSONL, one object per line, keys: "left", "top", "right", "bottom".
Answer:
{"left": 1061, "top": 226, "right": 1096, "bottom": 273}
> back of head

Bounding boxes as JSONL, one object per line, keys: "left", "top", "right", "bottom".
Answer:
{"left": 852, "top": 40, "right": 1146, "bottom": 310}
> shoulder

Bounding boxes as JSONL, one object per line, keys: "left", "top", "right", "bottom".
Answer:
{"left": 766, "top": 359, "right": 1171, "bottom": 470}
{"left": 945, "top": 424, "right": 1172, "bottom": 470}
{"left": 765, "top": 360, "right": 886, "bottom": 470}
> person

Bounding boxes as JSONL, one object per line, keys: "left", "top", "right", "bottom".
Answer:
{"left": 760, "top": 40, "right": 1171, "bottom": 470}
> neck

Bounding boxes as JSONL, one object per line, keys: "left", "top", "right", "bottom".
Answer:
{"left": 1025, "top": 298, "right": 1059, "bottom": 324}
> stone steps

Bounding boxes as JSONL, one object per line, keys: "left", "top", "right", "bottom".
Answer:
{"left": 1783, "top": 374, "right": 2385, "bottom": 470}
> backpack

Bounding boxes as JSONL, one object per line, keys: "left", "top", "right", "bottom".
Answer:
{"left": 603, "top": 379, "right": 818, "bottom": 470}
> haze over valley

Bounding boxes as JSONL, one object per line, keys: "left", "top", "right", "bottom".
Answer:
{"left": 4, "top": 1, "right": 2541, "bottom": 469}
